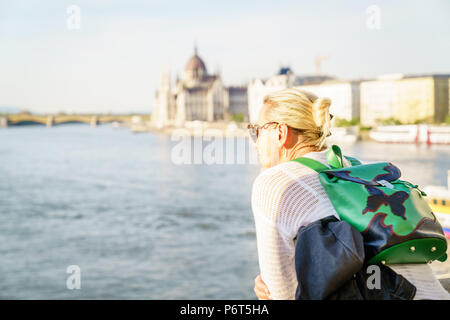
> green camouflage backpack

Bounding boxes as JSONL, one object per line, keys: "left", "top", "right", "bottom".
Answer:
{"left": 291, "top": 145, "right": 448, "bottom": 265}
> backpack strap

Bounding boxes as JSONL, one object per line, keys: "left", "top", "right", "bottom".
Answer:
{"left": 291, "top": 157, "right": 330, "bottom": 173}
{"left": 344, "top": 156, "right": 362, "bottom": 166}
{"left": 325, "top": 145, "right": 362, "bottom": 168}
{"left": 326, "top": 145, "right": 345, "bottom": 169}
{"left": 291, "top": 144, "right": 362, "bottom": 172}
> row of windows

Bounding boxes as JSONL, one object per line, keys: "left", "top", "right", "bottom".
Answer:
{"left": 431, "top": 199, "right": 448, "bottom": 206}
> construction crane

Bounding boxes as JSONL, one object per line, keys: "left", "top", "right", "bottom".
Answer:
{"left": 314, "top": 54, "right": 330, "bottom": 75}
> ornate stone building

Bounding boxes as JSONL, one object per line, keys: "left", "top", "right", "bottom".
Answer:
{"left": 152, "top": 47, "right": 229, "bottom": 128}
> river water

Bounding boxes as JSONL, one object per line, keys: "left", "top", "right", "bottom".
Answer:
{"left": 0, "top": 124, "right": 449, "bottom": 299}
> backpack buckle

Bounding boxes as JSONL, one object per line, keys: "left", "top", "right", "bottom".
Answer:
{"left": 377, "top": 179, "right": 394, "bottom": 189}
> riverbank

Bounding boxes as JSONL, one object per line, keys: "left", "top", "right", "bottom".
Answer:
{"left": 130, "top": 120, "right": 362, "bottom": 140}
{"left": 130, "top": 120, "right": 249, "bottom": 137}
{"left": 130, "top": 121, "right": 450, "bottom": 146}
{"left": 129, "top": 121, "right": 379, "bottom": 145}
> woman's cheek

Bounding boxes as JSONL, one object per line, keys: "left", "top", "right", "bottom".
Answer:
{"left": 257, "top": 132, "right": 279, "bottom": 168}
{"left": 256, "top": 147, "right": 269, "bottom": 168}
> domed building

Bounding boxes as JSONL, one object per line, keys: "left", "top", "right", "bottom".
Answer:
{"left": 152, "top": 46, "right": 230, "bottom": 128}
{"left": 184, "top": 47, "right": 207, "bottom": 83}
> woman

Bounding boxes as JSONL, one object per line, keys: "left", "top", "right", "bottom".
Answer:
{"left": 249, "top": 88, "right": 450, "bottom": 300}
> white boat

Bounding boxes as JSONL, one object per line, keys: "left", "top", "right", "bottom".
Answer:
{"left": 370, "top": 124, "right": 450, "bottom": 145}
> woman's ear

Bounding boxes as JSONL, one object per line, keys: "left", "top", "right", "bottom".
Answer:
{"left": 278, "top": 124, "right": 289, "bottom": 148}
{"left": 265, "top": 129, "right": 281, "bottom": 167}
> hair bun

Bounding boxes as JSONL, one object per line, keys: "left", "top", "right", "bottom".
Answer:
{"left": 312, "top": 97, "right": 331, "bottom": 127}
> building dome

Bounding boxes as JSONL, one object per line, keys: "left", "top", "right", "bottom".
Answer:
{"left": 184, "top": 46, "right": 207, "bottom": 82}
{"left": 185, "top": 55, "right": 207, "bottom": 73}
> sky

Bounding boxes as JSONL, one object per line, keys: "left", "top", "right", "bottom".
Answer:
{"left": 0, "top": 0, "right": 449, "bottom": 114}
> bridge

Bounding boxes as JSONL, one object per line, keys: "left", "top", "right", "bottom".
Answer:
{"left": 0, "top": 114, "right": 135, "bottom": 128}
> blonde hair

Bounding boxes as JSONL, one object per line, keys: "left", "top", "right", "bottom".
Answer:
{"left": 263, "top": 88, "right": 332, "bottom": 150}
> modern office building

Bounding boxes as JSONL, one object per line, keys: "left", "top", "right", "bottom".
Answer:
{"left": 360, "top": 74, "right": 450, "bottom": 126}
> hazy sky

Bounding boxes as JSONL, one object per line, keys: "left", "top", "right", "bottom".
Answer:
{"left": 0, "top": 0, "right": 449, "bottom": 114}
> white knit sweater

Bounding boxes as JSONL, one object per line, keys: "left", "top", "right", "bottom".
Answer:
{"left": 251, "top": 148, "right": 450, "bottom": 300}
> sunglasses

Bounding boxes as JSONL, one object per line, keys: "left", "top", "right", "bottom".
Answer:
{"left": 248, "top": 114, "right": 335, "bottom": 143}
{"left": 247, "top": 122, "right": 305, "bottom": 143}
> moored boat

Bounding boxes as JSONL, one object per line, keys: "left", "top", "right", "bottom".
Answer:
{"left": 423, "top": 170, "right": 450, "bottom": 238}
{"left": 370, "top": 124, "right": 450, "bottom": 145}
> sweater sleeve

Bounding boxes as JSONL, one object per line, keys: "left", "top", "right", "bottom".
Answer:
{"left": 251, "top": 165, "right": 320, "bottom": 300}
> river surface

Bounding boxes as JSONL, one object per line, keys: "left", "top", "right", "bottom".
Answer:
{"left": 0, "top": 124, "right": 449, "bottom": 299}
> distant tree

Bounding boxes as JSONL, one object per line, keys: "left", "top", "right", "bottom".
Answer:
{"left": 413, "top": 116, "right": 433, "bottom": 124}
{"left": 413, "top": 119, "right": 425, "bottom": 125}
{"left": 378, "top": 118, "right": 402, "bottom": 125}
{"left": 334, "top": 117, "right": 360, "bottom": 127}
{"left": 445, "top": 115, "right": 450, "bottom": 125}
{"left": 231, "top": 112, "right": 244, "bottom": 123}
